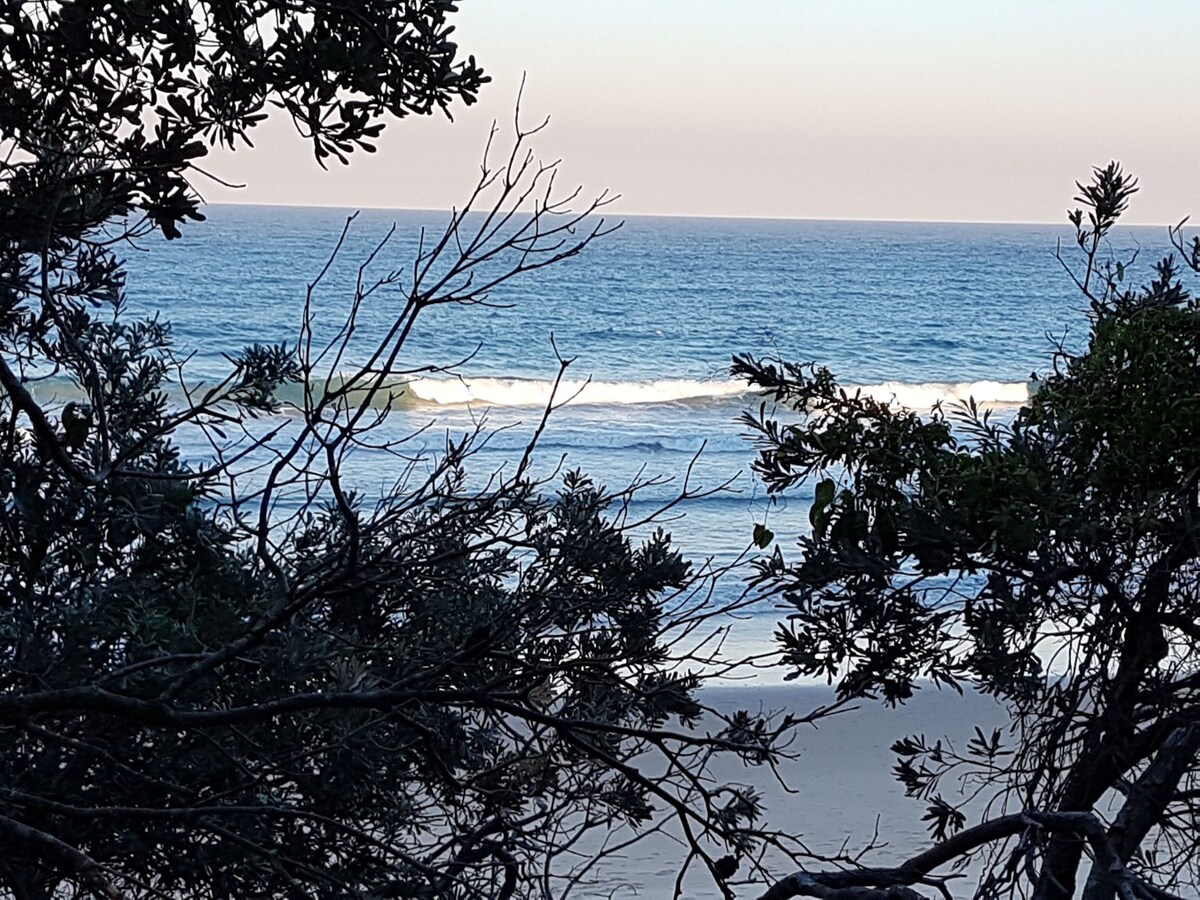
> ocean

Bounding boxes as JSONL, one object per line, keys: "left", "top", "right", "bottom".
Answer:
{"left": 118, "top": 205, "right": 1158, "bottom": 672}
{"left": 117, "top": 206, "right": 1156, "bottom": 672}
{"left": 117, "top": 206, "right": 1157, "bottom": 896}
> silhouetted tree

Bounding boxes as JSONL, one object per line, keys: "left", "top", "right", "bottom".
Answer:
{"left": 0, "top": 4, "right": 806, "bottom": 897}
{"left": 738, "top": 164, "right": 1200, "bottom": 900}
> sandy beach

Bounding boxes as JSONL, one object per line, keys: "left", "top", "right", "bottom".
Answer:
{"left": 578, "top": 683, "right": 1010, "bottom": 899}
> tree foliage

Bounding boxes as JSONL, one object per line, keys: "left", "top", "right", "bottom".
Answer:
{"left": 739, "top": 164, "right": 1200, "bottom": 900}
{"left": 0, "top": 0, "right": 487, "bottom": 241}
{"left": 0, "top": 3, "right": 803, "bottom": 898}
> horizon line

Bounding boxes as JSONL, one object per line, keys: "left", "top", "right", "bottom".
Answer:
{"left": 201, "top": 198, "right": 1182, "bottom": 230}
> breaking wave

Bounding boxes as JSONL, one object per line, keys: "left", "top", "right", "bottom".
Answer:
{"left": 402, "top": 375, "right": 1034, "bottom": 411}
{"left": 852, "top": 379, "right": 1033, "bottom": 410}
{"left": 23, "top": 373, "right": 1035, "bottom": 413}
{"left": 404, "top": 376, "right": 751, "bottom": 408}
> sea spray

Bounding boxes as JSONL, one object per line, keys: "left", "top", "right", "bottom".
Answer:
{"left": 23, "top": 371, "right": 1034, "bottom": 412}
{"left": 401, "top": 374, "right": 1033, "bottom": 411}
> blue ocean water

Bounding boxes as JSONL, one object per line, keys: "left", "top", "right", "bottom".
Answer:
{"left": 120, "top": 205, "right": 1159, "bottom": 625}
{"left": 130, "top": 206, "right": 1097, "bottom": 387}
{"left": 113, "top": 207, "right": 1167, "bottom": 895}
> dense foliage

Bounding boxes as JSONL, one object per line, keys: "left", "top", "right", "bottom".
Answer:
{"left": 741, "top": 165, "right": 1200, "bottom": 900}
{"left": 0, "top": 4, "right": 787, "bottom": 898}
{"left": 0, "top": 0, "right": 486, "bottom": 242}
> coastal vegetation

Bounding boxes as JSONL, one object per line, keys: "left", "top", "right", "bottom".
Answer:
{"left": 0, "top": 3, "right": 800, "bottom": 897}
{"left": 741, "top": 164, "right": 1200, "bottom": 900}
{"left": 2, "top": 3, "right": 1198, "bottom": 899}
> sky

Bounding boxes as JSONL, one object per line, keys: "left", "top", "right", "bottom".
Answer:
{"left": 205, "top": 1, "right": 1200, "bottom": 225}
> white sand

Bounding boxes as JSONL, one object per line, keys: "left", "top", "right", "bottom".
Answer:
{"left": 575, "top": 684, "right": 1009, "bottom": 899}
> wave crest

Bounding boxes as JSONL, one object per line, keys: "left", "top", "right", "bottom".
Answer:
{"left": 853, "top": 379, "right": 1032, "bottom": 410}
{"left": 24, "top": 372, "right": 1035, "bottom": 412}
{"left": 405, "top": 376, "right": 750, "bottom": 408}
{"left": 403, "top": 375, "right": 1033, "bottom": 410}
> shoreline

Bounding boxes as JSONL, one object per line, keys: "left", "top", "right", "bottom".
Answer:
{"left": 577, "top": 684, "right": 1009, "bottom": 898}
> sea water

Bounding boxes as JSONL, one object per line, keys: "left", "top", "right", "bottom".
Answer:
{"left": 117, "top": 206, "right": 1163, "bottom": 896}
{"left": 119, "top": 206, "right": 1159, "bottom": 662}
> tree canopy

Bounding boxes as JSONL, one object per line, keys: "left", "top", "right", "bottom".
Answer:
{"left": 0, "top": 3, "right": 799, "bottom": 898}
{"left": 0, "top": 0, "right": 486, "bottom": 242}
{"left": 739, "top": 164, "right": 1200, "bottom": 900}
{"left": 13, "top": 3, "right": 1199, "bottom": 897}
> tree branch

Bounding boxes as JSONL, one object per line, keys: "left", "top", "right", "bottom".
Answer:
{"left": 760, "top": 812, "right": 1179, "bottom": 900}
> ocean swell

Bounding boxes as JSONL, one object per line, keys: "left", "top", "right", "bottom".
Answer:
{"left": 22, "top": 373, "right": 1035, "bottom": 413}
{"left": 404, "top": 376, "right": 751, "bottom": 408}
{"left": 852, "top": 379, "right": 1032, "bottom": 410}
{"left": 403, "top": 375, "right": 1033, "bottom": 410}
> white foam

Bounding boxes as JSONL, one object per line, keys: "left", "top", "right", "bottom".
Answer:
{"left": 403, "top": 375, "right": 1033, "bottom": 411}
{"left": 21, "top": 370, "right": 1035, "bottom": 414}
{"left": 852, "top": 379, "right": 1032, "bottom": 410}
{"left": 405, "top": 376, "right": 752, "bottom": 408}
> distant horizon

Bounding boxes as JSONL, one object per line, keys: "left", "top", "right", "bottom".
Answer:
{"left": 201, "top": 2, "right": 1200, "bottom": 226}
{"left": 202, "top": 198, "right": 1184, "bottom": 231}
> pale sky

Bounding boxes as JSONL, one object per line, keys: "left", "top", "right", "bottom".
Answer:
{"left": 205, "top": 1, "right": 1200, "bottom": 225}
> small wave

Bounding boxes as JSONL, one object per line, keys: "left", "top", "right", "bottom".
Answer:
{"left": 851, "top": 380, "right": 1031, "bottom": 410}
{"left": 393, "top": 374, "right": 1032, "bottom": 415}
{"left": 326, "top": 374, "right": 1032, "bottom": 415}
{"left": 405, "top": 375, "right": 1032, "bottom": 411}
{"left": 536, "top": 439, "right": 670, "bottom": 454}
{"left": 405, "top": 376, "right": 752, "bottom": 408}
{"left": 21, "top": 372, "right": 1034, "bottom": 414}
